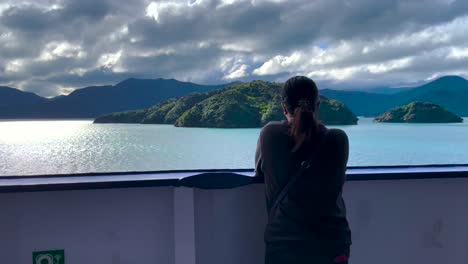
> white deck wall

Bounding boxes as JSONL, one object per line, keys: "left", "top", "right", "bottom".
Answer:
{"left": 1, "top": 177, "right": 468, "bottom": 264}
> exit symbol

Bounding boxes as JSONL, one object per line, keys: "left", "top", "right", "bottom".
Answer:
{"left": 33, "top": 249, "right": 65, "bottom": 264}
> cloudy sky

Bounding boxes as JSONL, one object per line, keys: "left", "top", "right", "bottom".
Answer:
{"left": 1, "top": 0, "right": 468, "bottom": 97}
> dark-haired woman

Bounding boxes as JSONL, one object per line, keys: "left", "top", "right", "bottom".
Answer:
{"left": 255, "top": 76, "right": 351, "bottom": 264}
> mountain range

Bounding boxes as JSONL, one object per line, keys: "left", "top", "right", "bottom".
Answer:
{"left": 0, "top": 86, "right": 48, "bottom": 107}
{"left": 320, "top": 75, "right": 468, "bottom": 116}
{"left": 1, "top": 75, "right": 467, "bottom": 118}
{"left": 0, "top": 78, "right": 226, "bottom": 118}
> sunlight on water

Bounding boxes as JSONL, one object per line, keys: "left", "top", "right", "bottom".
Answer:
{"left": 0, "top": 120, "right": 89, "bottom": 143}
{"left": 1, "top": 118, "right": 468, "bottom": 176}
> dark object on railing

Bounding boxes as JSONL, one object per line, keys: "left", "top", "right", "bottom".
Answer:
{"left": 179, "top": 172, "right": 253, "bottom": 189}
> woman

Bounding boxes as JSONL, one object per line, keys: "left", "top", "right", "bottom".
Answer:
{"left": 255, "top": 76, "right": 351, "bottom": 264}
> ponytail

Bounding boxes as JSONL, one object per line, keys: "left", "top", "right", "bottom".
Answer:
{"left": 282, "top": 76, "right": 320, "bottom": 153}
{"left": 289, "top": 99, "right": 319, "bottom": 152}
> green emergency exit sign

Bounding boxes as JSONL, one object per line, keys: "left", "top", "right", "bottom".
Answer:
{"left": 33, "top": 249, "right": 65, "bottom": 264}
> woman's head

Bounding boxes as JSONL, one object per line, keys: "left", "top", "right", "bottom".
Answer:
{"left": 281, "top": 76, "right": 321, "bottom": 152}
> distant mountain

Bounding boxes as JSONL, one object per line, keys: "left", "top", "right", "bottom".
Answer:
{"left": 0, "top": 86, "right": 47, "bottom": 107}
{"left": 374, "top": 102, "right": 463, "bottom": 123}
{"left": 0, "top": 78, "right": 227, "bottom": 118}
{"left": 321, "top": 76, "right": 468, "bottom": 116}
{"left": 396, "top": 76, "right": 468, "bottom": 116}
{"left": 359, "top": 87, "right": 413, "bottom": 94}
{"left": 95, "top": 81, "right": 358, "bottom": 127}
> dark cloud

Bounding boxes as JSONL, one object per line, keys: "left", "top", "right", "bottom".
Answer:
{"left": 1, "top": 5, "right": 57, "bottom": 33}
{"left": 1, "top": 0, "right": 468, "bottom": 97}
{"left": 0, "top": 0, "right": 111, "bottom": 34}
{"left": 61, "top": 0, "right": 113, "bottom": 20}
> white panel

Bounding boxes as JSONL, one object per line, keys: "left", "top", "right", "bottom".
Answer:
{"left": 344, "top": 178, "right": 468, "bottom": 264}
{"left": 194, "top": 184, "right": 266, "bottom": 264}
{"left": 0, "top": 187, "right": 175, "bottom": 264}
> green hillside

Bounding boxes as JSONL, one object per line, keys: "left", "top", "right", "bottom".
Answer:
{"left": 95, "top": 81, "right": 358, "bottom": 127}
{"left": 374, "top": 102, "right": 463, "bottom": 123}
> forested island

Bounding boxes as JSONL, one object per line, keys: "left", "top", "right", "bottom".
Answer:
{"left": 94, "top": 81, "right": 359, "bottom": 127}
{"left": 374, "top": 102, "right": 463, "bottom": 123}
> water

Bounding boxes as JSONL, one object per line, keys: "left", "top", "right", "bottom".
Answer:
{"left": 1, "top": 118, "right": 467, "bottom": 176}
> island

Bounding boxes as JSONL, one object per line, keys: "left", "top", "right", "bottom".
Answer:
{"left": 374, "top": 102, "right": 463, "bottom": 123}
{"left": 95, "top": 81, "right": 359, "bottom": 127}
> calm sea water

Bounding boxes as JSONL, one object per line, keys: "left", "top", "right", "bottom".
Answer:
{"left": 1, "top": 118, "right": 467, "bottom": 176}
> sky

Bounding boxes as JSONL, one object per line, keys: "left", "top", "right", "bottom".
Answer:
{"left": 1, "top": 0, "right": 468, "bottom": 97}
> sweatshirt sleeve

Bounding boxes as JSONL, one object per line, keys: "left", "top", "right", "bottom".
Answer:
{"left": 254, "top": 128, "right": 265, "bottom": 179}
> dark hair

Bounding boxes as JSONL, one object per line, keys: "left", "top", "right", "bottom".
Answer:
{"left": 282, "top": 76, "right": 320, "bottom": 152}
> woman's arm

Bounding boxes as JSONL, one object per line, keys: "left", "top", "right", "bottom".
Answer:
{"left": 255, "top": 128, "right": 265, "bottom": 179}
{"left": 322, "top": 129, "right": 349, "bottom": 190}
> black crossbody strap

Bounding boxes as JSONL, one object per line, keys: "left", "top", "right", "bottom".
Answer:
{"left": 268, "top": 131, "right": 328, "bottom": 222}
